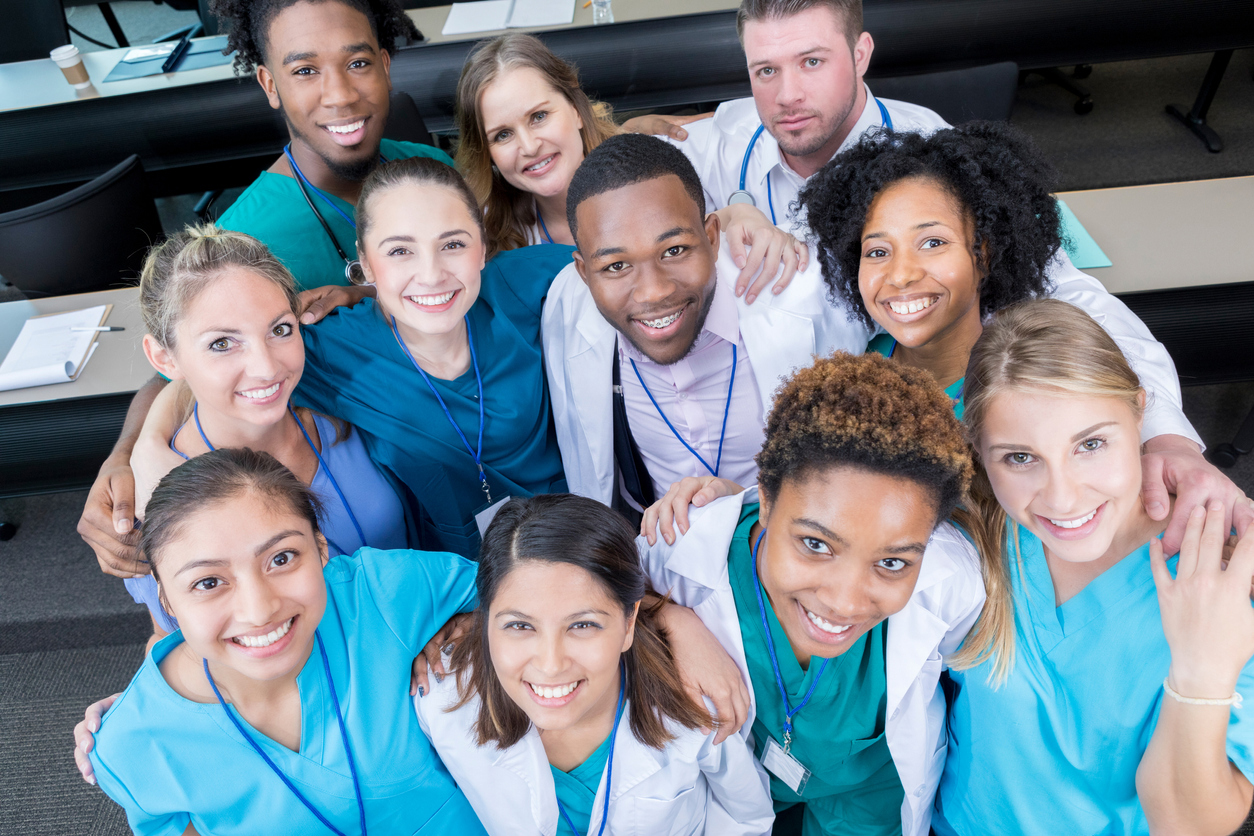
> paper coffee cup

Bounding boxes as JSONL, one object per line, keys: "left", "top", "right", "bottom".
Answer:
{"left": 51, "top": 45, "right": 91, "bottom": 88}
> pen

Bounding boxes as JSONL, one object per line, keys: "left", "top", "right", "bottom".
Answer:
{"left": 583, "top": 1, "right": 591, "bottom": 6}
{"left": 162, "top": 31, "right": 194, "bottom": 73}
{"left": 72, "top": 326, "right": 126, "bottom": 332}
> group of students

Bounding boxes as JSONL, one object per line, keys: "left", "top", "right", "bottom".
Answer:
{"left": 65, "top": 0, "right": 1254, "bottom": 834}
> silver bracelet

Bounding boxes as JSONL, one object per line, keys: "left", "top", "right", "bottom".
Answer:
{"left": 1162, "top": 678, "right": 1244, "bottom": 709}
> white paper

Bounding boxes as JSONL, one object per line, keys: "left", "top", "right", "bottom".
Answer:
{"left": 0, "top": 306, "right": 106, "bottom": 392}
{"left": 507, "top": 0, "right": 574, "bottom": 28}
{"left": 442, "top": 0, "right": 513, "bottom": 35}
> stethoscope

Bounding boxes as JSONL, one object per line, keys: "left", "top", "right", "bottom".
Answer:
{"left": 728, "top": 97, "right": 894, "bottom": 224}
{"left": 284, "top": 144, "right": 387, "bottom": 283}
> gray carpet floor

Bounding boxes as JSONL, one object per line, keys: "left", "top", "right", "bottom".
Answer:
{"left": 3, "top": 3, "right": 1254, "bottom": 832}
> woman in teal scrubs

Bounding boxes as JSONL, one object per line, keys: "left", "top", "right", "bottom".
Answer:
{"left": 936, "top": 299, "right": 1254, "bottom": 836}
{"left": 638, "top": 352, "right": 986, "bottom": 836}
{"left": 88, "top": 448, "right": 486, "bottom": 836}
{"left": 416, "top": 493, "right": 774, "bottom": 835}
{"left": 293, "top": 157, "right": 571, "bottom": 557}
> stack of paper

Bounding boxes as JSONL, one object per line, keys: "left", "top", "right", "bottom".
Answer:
{"left": 0, "top": 305, "right": 110, "bottom": 392}
{"left": 441, "top": 0, "right": 575, "bottom": 36}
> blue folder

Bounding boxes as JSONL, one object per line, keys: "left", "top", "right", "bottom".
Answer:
{"left": 103, "top": 36, "right": 234, "bottom": 82}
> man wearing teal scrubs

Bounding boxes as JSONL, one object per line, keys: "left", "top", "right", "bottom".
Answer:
{"left": 211, "top": 0, "right": 453, "bottom": 296}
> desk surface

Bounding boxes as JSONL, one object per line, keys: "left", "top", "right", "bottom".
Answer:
{"left": 1058, "top": 176, "right": 1254, "bottom": 295}
{"left": 1, "top": 0, "right": 737, "bottom": 114}
{"left": 0, "top": 287, "right": 150, "bottom": 408}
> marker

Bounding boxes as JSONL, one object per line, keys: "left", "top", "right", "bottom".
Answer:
{"left": 72, "top": 326, "right": 125, "bottom": 332}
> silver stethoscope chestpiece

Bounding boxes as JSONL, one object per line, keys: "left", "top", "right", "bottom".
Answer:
{"left": 727, "top": 189, "right": 757, "bottom": 207}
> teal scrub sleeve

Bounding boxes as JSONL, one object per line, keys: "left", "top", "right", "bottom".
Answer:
{"left": 343, "top": 547, "right": 479, "bottom": 655}
{"left": 483, "top": 243, "right": 576, "bottom": 326}
{"left": 1224, "top": 624, "right": 1254, "bottom": 782}
{"left": 90, "top": 748, "right": 190, "bottom": 836}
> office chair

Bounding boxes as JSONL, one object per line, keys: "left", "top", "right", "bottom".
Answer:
{"left": 1021, "top": 66, "right": 1095, "bottom": 115}
{"left": 0, "top": 0, "right": 69, "bottom": 63}
{"left": 0, "top": 155, "right": 163, "bottom": 298}
{"left": 869, "top": 62, "right": 1020, "bottom": 125}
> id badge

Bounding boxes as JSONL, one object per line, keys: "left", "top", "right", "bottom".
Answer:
{"left": 762, "top": 737, "right": 811, "bottom": 795}
{"left": 474, "top": 495, "right": 511, "bottom": 538}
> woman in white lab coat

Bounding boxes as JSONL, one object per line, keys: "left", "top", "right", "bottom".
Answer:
{"left": 638, "top": 351, "right": 985, "bottom": 836}
{"left": 415, "top": 492, "right": 775, "bottom": 836}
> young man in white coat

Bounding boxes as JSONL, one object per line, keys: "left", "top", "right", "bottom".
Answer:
{"left": 542, "top": 134, "right": 1244, "bottom": 555}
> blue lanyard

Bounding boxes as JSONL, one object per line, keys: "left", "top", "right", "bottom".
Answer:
{"left": 627, "top": 342, "right": 737, "bottom": 478}
{"left": 203, "top": 632, "right": 367, "bottom": 836}
{"left": 179, "top": 404, "right": 366, "bottom": 557}
{"left": 537, "top": 208, "right": 555, "bottom": 244}
{"left": 555, "top": 668, "right": 626, "bottom": 836}
{"left": 388, "top": 314, "right": 492, "bottom": 505}
{"left": 740, "top": 97, "right": 893, "bottom": 224}
{"left": 751, "top": 529, "right": 829, "bottom": 753}
{"left": 284, "top": 144, "right": 358, "bottom": 229}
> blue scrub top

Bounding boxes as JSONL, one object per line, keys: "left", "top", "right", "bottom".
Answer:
{"left": 934, "top": 526, "right": 1254, "bottom": 836}
{"left": 92, "top": 548, "right": 486, "bottom": 836}
{"left": 297, "top": 245, "right": 574, "bottom": 557}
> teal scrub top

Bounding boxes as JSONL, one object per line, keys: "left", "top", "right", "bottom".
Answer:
{"left": 551, "top": 712, "right": 617, "bottom": 836}
{"left": 933, "top": 526, "right": 1254, "bottom": 836}
{"left": 217, "top": 139, "right": 455, "bottom": 291}
{"left": 867, "top": 333, "right": 964, "bottom": 419}
{"left": 90, "top": 548, "right": 486, "bottom": 836}
{"left": 296, "top": 245, "right": 573, "bottom": 557}
{"left": 727, "top": 504, "right": 904, "bottom": 836}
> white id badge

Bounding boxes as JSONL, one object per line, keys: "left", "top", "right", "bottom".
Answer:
{"left": 475, "top": 496, "right": 512, "bottom": 538}
{"left": 762, "top": 737, "right": 811, "bottom": 795}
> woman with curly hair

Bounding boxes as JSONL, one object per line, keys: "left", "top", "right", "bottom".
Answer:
{"left": 797, "top": 122, "right": 1177, "bottom": 422}
{"left": 208, "top": 0, "right": 454, "bottom": 293}
{"left": 638, "top": 351, "right": 986, "bottom": 836}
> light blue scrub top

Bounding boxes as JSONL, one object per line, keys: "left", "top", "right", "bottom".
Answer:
{"left": 933, "top": 526, "right": 1254, "bottom": 836}
{"left": 126, "top": 413, "right": 409, "bottom": 633}
{"left": 552, "top": 727, "right": 615, "bottom": 836}
{"left": 92, "top": 547, "right": 486, "bottom": 836}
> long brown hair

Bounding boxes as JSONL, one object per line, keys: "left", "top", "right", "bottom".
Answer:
{"left": 951, "top": 298, "right": 1144, "bottom": 683}
{"left": 450, "top": 493, "right": 712, "bottom": 749}
{"left": 454, "top": 34, "right": 619, "bottom": 257}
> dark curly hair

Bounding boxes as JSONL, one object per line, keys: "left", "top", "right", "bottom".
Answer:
{"left": 756, "top": 351, "right": 972, "bottom": 526}
{"left": 209, "top": 0, "right": 418, "bottom": 75}
{"left": 798, "top": 121, "right": 1063, "bottom": 331}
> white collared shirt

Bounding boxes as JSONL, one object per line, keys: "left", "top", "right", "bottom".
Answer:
{"left": 618, "top": 278, "right": 766, "bottom": 499}
{"left": 670, "top": 84, "right": 949, "bottom": 233}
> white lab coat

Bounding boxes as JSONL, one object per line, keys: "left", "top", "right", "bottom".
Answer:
{"left": 415, "top": 667, "right": 775, "bottom": 836}
{"left": 542, "top": 241, "right": 1199, "bottom": 507}
{"left": 636, "top": 487, "right": 985, "bottom": 836}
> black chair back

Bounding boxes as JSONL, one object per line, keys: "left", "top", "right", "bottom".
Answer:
{"left": 0, "top": 155, "right": 163, "bottom": 297}
{"left": 384, "top": 92, "right": 435, "bottom": 147}
{"left": 0, "top": 0, "right": 69, "bottom": 63}
{"left": 869, "top": 62, "right": 1020, "bottom": 125}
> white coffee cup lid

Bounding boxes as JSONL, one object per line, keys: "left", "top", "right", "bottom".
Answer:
{"left": 50, "top": 45, "right": 80, "bottom": 61}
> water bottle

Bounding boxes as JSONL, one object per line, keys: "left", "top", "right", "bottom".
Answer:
{"left": 591, "top": 0, "right": 614, "bottom": 25}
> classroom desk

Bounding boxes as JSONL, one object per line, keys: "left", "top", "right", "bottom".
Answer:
{"left": 1059, "top": 176, "right": 1254, "bottom": 386}
{"left": 0, "top": 287, "right": 150, "bottom": 496}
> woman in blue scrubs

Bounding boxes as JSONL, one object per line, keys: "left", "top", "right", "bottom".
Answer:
{"left": 296, "top": 157, "right": 570, "bottom": 557}
{"left": 89, "top": 447, "right": 486, "bottom": 836}
{"left": 935, "top": 299, "right": 1254, "bottom": 836}
{"left": 127, "top": 226, "right": 409, "bottom": 642}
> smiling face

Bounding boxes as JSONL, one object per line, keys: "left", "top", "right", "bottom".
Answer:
{"left": 978, "top": 388, "right": 1146, "bottom": 564}
{"left": 573, "top": 174, "right": 720, "bottom": 365}
{"left": 479, "top": 65, "right": 586, "bottom": 201}
{"left": 144, "top": 267, "right": 303, "bottom": 431}
{"left": 157, "top": 492, "right": 328, "bottom": 684}
{"left": 257, "top": 0, "right": 392, "bottom": 181}
{"left": 742, "top": 7, "right": 872, "bottom": 174}
{"left": 359, "top": 181, "right": 486, "bottom": 337}
{"left": 858, "top": 176, "right": 984, "bottom": 352}
{"left": 488, "top": 561, "right": 636, "bottom": 733}
{"left": 756, "top": 467, "right": 935, "bottom": 665}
